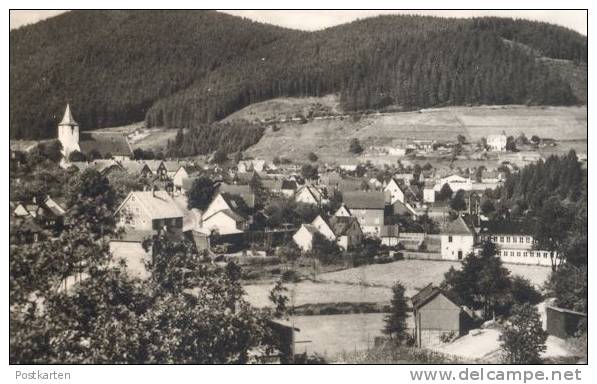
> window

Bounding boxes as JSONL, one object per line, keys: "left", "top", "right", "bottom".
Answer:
{"left": 510, "top": 251, "right": 515, "bottom": 257}
{"left": 506, "top": 237, "right": 510, "bottom": 243}
{"left": 530, "top": 251, "right": 534, "bottom": 257}
{"left": 544, "top": 252, "right": 548, "bottom": 258}
{"left": 523, "top": 252, "right": 527, "bottom": 257}
{"left": 448, "top": 236, "right": 453, "bottom": 243}
{"left": 497, "top": 250, "right": 501, "bottom": 256}
{"left": 520, "top": 236, "right": 524, "bottom": 243}
{"left": 500, "top": 236, "right": 504, "bottom": 243}
{"left": 517, "top": 252, "right": 521, "bottom": 257}
{"left": 512, "top": 237, "right": 517, "bottom": 243}
{"left": 526, "top": 237, "right": 531, "bottom": 243}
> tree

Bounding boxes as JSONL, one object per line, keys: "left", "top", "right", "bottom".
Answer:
{"left": 456, "top": 134, "right": 466, "bottom": 145}
{"left": 437, "top": 183, "right": 453, "bottom": 201}
{"left": 309, "top": 233, "right": 342, "bottom": 265}
{"left": 442, "top": 241, "right": 511, "bottom": 319}
{"left": 500, "top": 303, "right": 547, "bottom": 364}
{"left": 187, "top": 177, "right": 216, "bottom": 211}
{"left": 449, "top": 189, "right": 467, "bottom": 212}
{"left": 212, "top": 149, "right": 228, "bottom": 164}
{"left": 530, "top": 135, "right": 541, "bottom": 145}
{"left": 348, "top": 138, "right": 363, "bottom": 154}
{"left": 383, "top": 282, "right": 409, "bottom": 342}
{"left": 480, "top": 199, "right": 496, "bottom": 216}
{"left": 68, "top": 150, "right": 87, "bottom": 162}
{"left": 510, "top": 276, "right": 542, "bottom": 308}
{"left": 269, "top": 280, "right": 289, "bottom": 319}
{"left": 533, "top": 197, "right": 573, "bottom": 271}
{"left": 300, "top": 164, "right": 318, "bottom": 181}
{"left": 307, "top": 152, "right": 318, "bottom": 162}
{"left": 505, "top": 136, "right": 517, "bottom": 152}
{"left": 545, "top": 263, "right": 587, "bottom": 313}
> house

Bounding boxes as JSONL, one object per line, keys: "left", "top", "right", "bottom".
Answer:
{"left": 342, "top": 191, "right": 386, "bottom": 237}
{"left": 487, "top": 134, "right": 508, "bottom": 151}
{"left": 109, "top": 229, "right": 153, "bottom": 280}
{"left": 292, "top": 224, "right": 319, "bottom": 251}
{"left": 262, "top": 179, "right": 297, "bottom": 197}
{"left": 423, "top": 181, "right": 436, "bottom": 203}
{"left": 145, "top": 160, "right": 169, "bottom": 180}
{"left": 334, "top": 204, "right": 351, "bottom": 217}
{"left": 217, "top": 183, "right": 256, "bottom": 210}
{"left": 295, "top": 185, "right": 323, "bottom": 206}
{"left": 380, "top": 224, "right": 400, "bottom": 246}
{"left": 114, "top": 190, "right": 184, "bottom": 232}
{"left": 478, "top": 220, "right": 558, "bottom": 266}
{"left": 66, "top": 159, "right": 123, "bottom": 175}
{"left": 309, "top": 214, "right": 363, "bottom": 250}
{"left": 238, "top": 159, "right": 266, "bottom": 173}
{"left": 440, "top": 215, "right": 476, "bottom": 260}
{"left": 385, "top": 178, "right": 418, "bottom": 215}
{"left": 434, "top": 174, "right": 472, "bottom": 192}
{"left": 412, "top": 284, "right": 470, "bottom": 347}
{"left": 120, "top": 160, "right": 153, "bottom": 178}
{"left": 546, "top": 306, "right": 587, "bottom": 339}
{"left": 78, "top": 132, "right": 133, "bottom": 161}
{"left": 201, "top": 193, "right": 249, "bottom": 235}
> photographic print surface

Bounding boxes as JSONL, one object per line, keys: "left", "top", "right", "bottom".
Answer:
{"left": 9, "top": 9, "right": 587, "bottom": 364}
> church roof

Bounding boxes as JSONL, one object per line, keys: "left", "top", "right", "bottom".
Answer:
{"left": 60, "top": 104, "right": 78, "bottom": 126}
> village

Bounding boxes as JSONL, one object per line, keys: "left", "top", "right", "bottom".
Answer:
{"left": 9, "top": 104, "right": 588, "bottom": 363}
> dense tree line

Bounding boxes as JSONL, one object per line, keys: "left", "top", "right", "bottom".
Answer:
{"left": 167, "top": 123, "right": 265, "bottom": 157}
{"left": 11, "top": 11, "right": 586, "bottom": 139}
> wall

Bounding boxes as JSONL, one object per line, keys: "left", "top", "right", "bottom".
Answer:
{"left": 441, "top": 234, "right": 474, "bottom": 260}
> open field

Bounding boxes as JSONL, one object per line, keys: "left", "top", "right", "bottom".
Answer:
{"left": 318, "top": 259, "right": 551, "bottom": 297}
{"left": 291, "top": 313, "right": 389, "bottom": 357}
{"left": 244, "top": 280, "right": 393, "bottom": 308}
{"left": 244, "top": 100, "right": 586, "bottom": 164}
{"left": 223, "top": 94, "right": 343, "bottom": 123}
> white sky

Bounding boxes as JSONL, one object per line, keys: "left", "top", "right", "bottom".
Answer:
{"left": 10, "top": 10, "right": 587, "bottom": 35}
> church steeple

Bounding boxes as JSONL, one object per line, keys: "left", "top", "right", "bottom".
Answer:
{"left": 60, "top": 103, "right": 78, "bottom": 126}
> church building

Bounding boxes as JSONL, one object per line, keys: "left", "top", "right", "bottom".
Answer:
{"left": 58, "top": 104, "right": 133, "bottom": 162}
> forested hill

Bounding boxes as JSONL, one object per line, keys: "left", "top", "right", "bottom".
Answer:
{"left": 10, "top": 11, "right": 587, "bottom": 139}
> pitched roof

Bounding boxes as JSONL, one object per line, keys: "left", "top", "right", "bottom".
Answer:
{"left": 119, "top": 160, "right": 150, "bottom": 175}
{"left": 219, "top": 192, "right": 249, "bottom": 217}
{"left": 343, "top": 191, "right": 386, "bottom": 210}
{"left": 411, "top": 284, "right": 460, "bottom": 310}
{"left": 116, "top": 191, "right": 184, "bottom": 220}
{"left": 218, "top": 184, "right": 255, "bottom": 209}
{"left": 301, "top": 224, "right": 319, "bottom": 235}
{"left": 163, "top": 161, "right": 184, "bottom": 172}
{"left": 144, "top": 160, "right": 165, "bottom": 172}
{"left": 479, "top": 219, "right": 535, "bottom": 236}
{"left": 219, "top": 209, "right": 246, "bottom": 223}
{"left": 59, "top": 104, "right": 78, "bottom": 126}
{"left": 79, "top": 132, "right": 132, "bottom": 157}
{"left": 328, "top": 216, "right": 361, "bottom": 237}
{"left": 281, "top": 180, "right": 298, "bottom": 190}
{"left": 442, "top": 215, "right": 474, "bottom": 235}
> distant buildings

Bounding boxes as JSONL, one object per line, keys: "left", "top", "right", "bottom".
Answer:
{"left": 487, "top": 134, "right": 508, "bottom": 151}
{"left": 341, "top": 191, "right": 387, "bottom": 236}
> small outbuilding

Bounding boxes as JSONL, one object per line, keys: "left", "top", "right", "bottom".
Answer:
{"left": 546, "top": 306, "right": 587, "bottom": 339}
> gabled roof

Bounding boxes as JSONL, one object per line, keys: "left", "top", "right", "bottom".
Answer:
{"left": 144, "top": 160, "right": 165, "bottom": 172}
{"left": 119, "top": 160, "right": 151, "bottom": 175}
{"left": 59, "top": 104, "right": 78, "bottom": 126}
{"left": 343, "top": 191, "right": 386, "bottom": 210}
{"left": 479, "top": 219, "right": 535, "bottom": 236}
{"left": 328, "top": 216, "right": 361, "bottom": 237}
{"left": 281, "top": 180, "right": 298, "bottom": 190}
{"left": 163, "top": 161, "right": 184, "bottom": 173}
{"left": 218, "top": 209, "right": 246, "bottom": 223}
{"left": 411, "top": 284, "right": 460, "bottom": 311}
{"left": 300, "top": 223, "right": 319, "bottom": 235}
{"left": 79, "top": 132, "right": 132, "bottom": 157}
{"left": 115, "top": 191, "right": 184, "bottom": 220}
{"left": 218, "top": 192, "right": 249, "bottom": 217}
{"left": 218, "top": 184, "right": 255, "bottom": 209}
{"left": 442, "top": 215, "right": 475, "bottom": 235}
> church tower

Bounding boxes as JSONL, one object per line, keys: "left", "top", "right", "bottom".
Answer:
{"left": 57, "top": 104, "right": 80, "bottom": 158}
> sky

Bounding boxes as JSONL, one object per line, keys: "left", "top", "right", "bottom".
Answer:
{"left": 10, "top": 10, "right": 587, "bottom": 35}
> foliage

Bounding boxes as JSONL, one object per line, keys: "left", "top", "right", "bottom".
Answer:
{"left": 441, "top": 242, "right": 511, "bottom": 319}
{"left": 449, "top": 189, "right": 467, "bottom": 211}
{"left": 545, "top": 263, "right": 587, "bottom": 313}
{"left": 300, "top": 164, "right": 319, "bottom": 180}
{"left": 309, "top": 233, "right": 343, "bottom": 265}
{"left": 505, "top": 136, "right": 517, "bottom": 151}
{"left": 437, "top": 183, "right": 453, "bottom": 201}
{"left": 11, "top": 12, "right": 584, "bottom": 139}
{"left": 349, "top": 138, "right": 364, "bottom": 154}
{"left": 167, "top": 122, "right": 265, "bottom": 158}
{"left": 68, "top": 150, "right": 87, "bottom": 162}
{"left": 500, "top": 303, "right": 547, "bottom": 364}
{"left": 307, "top": 152, "right": 318, "bottom": 162}
{"left": 383, "top": 282, "right": 409, "bottom": 342}
{"left": 268, "top": 280, "right": 289, "bottom": 318}
{"left": 264, "top": 198, "right": 321, "bottom": 229}
{"left": 187, "top": 176, "right": 216, "bottom": 210}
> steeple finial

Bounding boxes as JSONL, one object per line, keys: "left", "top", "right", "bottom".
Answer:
{"left": 60, "top": 103, "right": 78, "bottom": 126}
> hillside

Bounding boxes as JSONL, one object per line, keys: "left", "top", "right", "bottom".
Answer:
{"left": 243, "top": 100, "right": 587, "bottom": 164}
{"left": 11, "top": 11, "right": 587, "bottom": 139}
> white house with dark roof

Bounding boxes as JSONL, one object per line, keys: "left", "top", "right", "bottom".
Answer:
{"left": 201, "top": 193, "right": 249, "bottom": 235}
{"left": 114, "top": 190, "right": 184, "bottom": 231}
{"left": 295, "top": 185, "right": 324, "bottom": 206}
{"left": 342, "top": 191, "right": 387, "bottom": 237}
{"left": 440, "top": 215, "right": 476, "bottom": 260}
{"left": 293, "top": 224, "right": 319, "bottom": 251}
